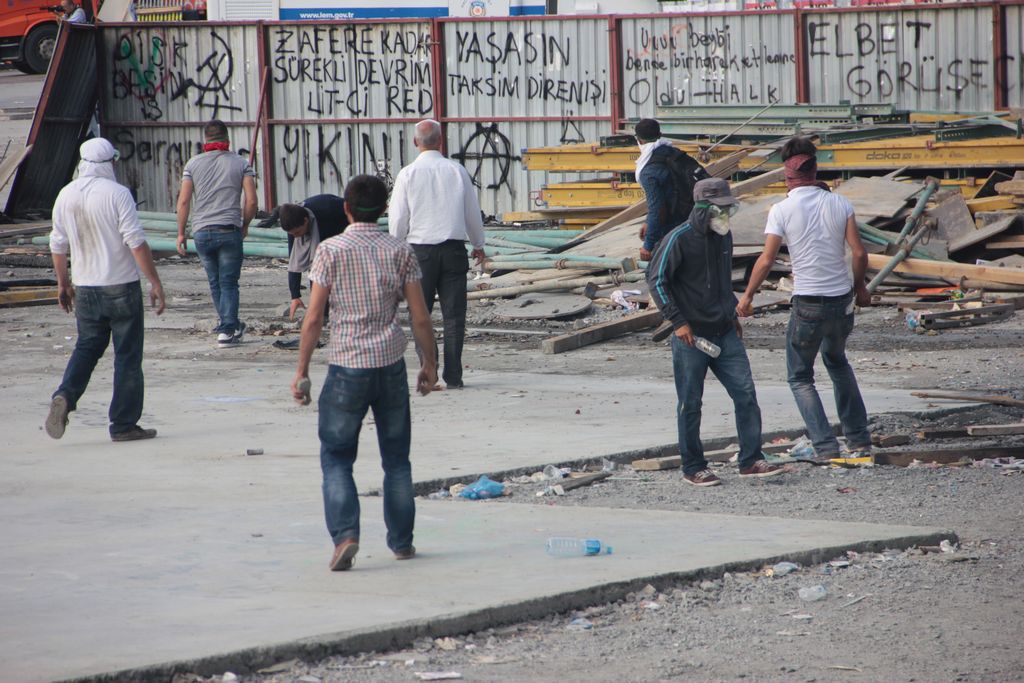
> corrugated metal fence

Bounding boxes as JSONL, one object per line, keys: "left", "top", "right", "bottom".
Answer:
{"left": 95, "top": 2, "right": 1024, "bottom": 216}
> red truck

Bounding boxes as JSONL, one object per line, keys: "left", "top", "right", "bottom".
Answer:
{"left": 0, "top": 0, "right": 98, "bottom": 74}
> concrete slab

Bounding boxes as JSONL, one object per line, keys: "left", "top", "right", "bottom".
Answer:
{"left": 0, "top": 488, "right": 949, "bottom": 682}
{"left": 2, "top": 345, "right": 958, "bottom": 486}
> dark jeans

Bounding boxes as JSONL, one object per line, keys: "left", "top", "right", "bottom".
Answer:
{"left": 54, "top": 281, "right": 145, "bottom": 436}
{"left": 318, "top": 359, "right": 415, "bottom": 552}
{"left": 671, "top": 327, "right": 764, "bottom": 475}
{"left": 412, "top": 241, "right": 468, "bottom": 386}
{"left": 194, "top": 227, "right": 243, "bottom": 334}
{"left": 787, "top": 292, "right": 871, "bottom": 457}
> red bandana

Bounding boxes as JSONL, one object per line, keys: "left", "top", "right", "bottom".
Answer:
{"left": 203, "top": 141, "right": 230, "bottom": 152}
{"left": 784, "top": 153, "right": 830, "bottom": 192}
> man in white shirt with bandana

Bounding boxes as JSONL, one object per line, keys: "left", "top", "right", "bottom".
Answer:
{"left": 45, "top": 138, "right": 166, "bottom": 443}
{"left": 737, "top": 136, "right": 873, "bottom": 462}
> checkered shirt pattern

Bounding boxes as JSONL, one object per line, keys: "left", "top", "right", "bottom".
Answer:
{"left": 309, "top": 222, "right": 422, "bottom": 369}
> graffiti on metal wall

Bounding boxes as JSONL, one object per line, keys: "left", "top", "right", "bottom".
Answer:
{"left": 270, "top": 26, "right": 432, "bottom": 117}
{"left": 623, "top": 22, "right": 793, "bottom": 107}
{"left": 451, "top": 122, "right": 521, "bottom": 191}
{"left": 807, "top": 18, "right": 989, "bottom": 101}
{"left": 277, "top": 124, "right": 408, "bottom": 189}
{"left": 110, "top": 30, "right": 241, "bottom": 121}
{"left": 448, "top": 29, "right": 607, "bottom": 106}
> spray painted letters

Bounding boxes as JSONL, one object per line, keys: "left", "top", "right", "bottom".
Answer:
{"left": 270, "top": 25, "right": 433, "bottom": 117}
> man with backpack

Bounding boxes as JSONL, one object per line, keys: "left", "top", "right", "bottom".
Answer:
{"left": 635, "top": 118, "right": 710, "bottom": 262}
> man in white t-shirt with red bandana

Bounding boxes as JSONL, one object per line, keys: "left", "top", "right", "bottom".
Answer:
{"left": 737, "top": 136, "right": 873, "bottom": 463}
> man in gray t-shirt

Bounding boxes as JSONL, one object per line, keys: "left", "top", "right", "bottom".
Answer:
{"left": 176, "top": 119, "right": 258, "bottom": 348}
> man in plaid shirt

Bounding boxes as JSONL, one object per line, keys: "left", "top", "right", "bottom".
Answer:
{"left": 292, "top": 175, "right": 438, "bottom": 572}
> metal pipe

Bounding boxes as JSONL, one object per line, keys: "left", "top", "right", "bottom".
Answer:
{"left": 893, "top": 179, "right": 940, "bottom": 243}
{"left": 866, "top": 222, "right": 938, "bottom": 293}
{"left": 468, "top": 272, "right": 645, "bottom": 299}
{"left": 484, "top": 258, "right": 626, "bottom": 271}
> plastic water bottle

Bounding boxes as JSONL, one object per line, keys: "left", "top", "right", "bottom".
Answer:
{"left": 545, "top": 537, "right": 613, "bottom": 557}
{"left": 694, "top": 337, "right": 721, "bottom": 358}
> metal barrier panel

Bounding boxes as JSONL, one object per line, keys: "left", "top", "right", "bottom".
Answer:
{"left": 805, "top": 5, "right": 995, "bottom": 111}
{"left": 102, "top": 125, "right": 214, "bottom": 210}
{"left": 442, "top": 17, "right": 611, "bottom": 119}
{"left": 619, "top": 12, "right": 799, "bottom": 117}
{"left": 99, "top": 24, "right": 260, "bottom": 124}
{"left": 1004, "top": 4, "right": 1024, "bottom": 108}
{"left": 269, "top": 121, "right": 416, "bottom": 201}
{"left": 265, "top": 22, "right": 433, "bottom": 205}
{"left": 440, "top": 17, "right": 612, "bottom": 217}
{"left": 445, "top": 119, "right": 606, "bottom": 218}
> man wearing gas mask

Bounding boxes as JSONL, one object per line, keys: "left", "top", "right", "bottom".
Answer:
{"left": 647, "top": 178, "right": 785, "bottom": 487}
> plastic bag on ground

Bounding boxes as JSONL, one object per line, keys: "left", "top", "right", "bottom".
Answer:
{"left": 458, "top": 475, "right": 505, "bottom": 500}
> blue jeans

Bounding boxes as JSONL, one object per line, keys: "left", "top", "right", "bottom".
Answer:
{"left": 318, "top": 359, "right": 415, "bottom": 552}
{"left": 787, "top": 293, "right": 870, "bottom": 457}
{"left": 54, "top": 281, "right": 145, "bottom": 436}
{"left": 193, "top": 227, "right": 243, "bottom": 334}
{"left": 671, "top": 327, "right": 763, "bottom": 475}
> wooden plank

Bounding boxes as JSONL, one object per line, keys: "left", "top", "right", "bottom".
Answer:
{"left": 994, "top": 179, "right": 1024, "bottom": 195}
{"left": 948, "top": 215, "right": 1019, "bottom": 253}
{"left": 541, "top": 309, "right": 662, "bottom": 354}
{"left": 730, "top": 167, "right": 787, "bottom": 197}
{"left": 501, "top": 211, "right": 547, "bottom": 222}
{"left": 918, "top": 303, "right": 1014, "bottom": 330}
{"left": 560, "top": 470, "right": 613, "bottom": 491}
{"left": 871, "top": 434, "right": 913, "bottom": 447}
{"left": 866, "top": 253, "right": 1024, "bottom": 286}
{"left": 965, "top": 195, "right": 1017, "bottom": 214}
{"left": 834, "top": 177, "right": 921, "bottom": 219}
{"left": 926, "top": 194, "right": 975, "bottom": 243}
{"left": 875, "top": 446, "right": 1024, "bottom": 467}
{"left": 966, "top": 423, "right": 1024, "bottom": 437}
{"left": 911, "top": 390, "right": 1024, "bottom": 408}
{"left": 0, "top": 145, "right": 32, "bottom": 194}
{"left": 986, "top": 237, "right": 1024, "bottom": 249}
{"left": 916, "top": 428, "right": 969, "bottom": 439}
{"left": 631, "top": 455, "right": 682, "bottom": 471}
{"left": 0, "top": 287, "right": 57, "bottom": 308}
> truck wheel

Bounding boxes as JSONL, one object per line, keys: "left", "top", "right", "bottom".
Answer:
{"left": 12, "top": 60, "right": 37, "bottom": 74}
{"left": 23, "top": 23, "right": 58, "bottom": 74}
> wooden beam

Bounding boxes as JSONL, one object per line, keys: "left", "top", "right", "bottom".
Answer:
{"left": 866, "top": 253, "right": 1024, "bottom": 287}
{"left": 631, "top": 455, "right": 682, "bottom": 471}
{"left": 911, "top": 390, "right": 1024, "bottom": 408}
{"left": 966, "top": 423, "right": 1024, "bottom": 437}
{"left": 730, "top": 167, "right": 787, "bottom": 197}
{"left": 916, "top": 427, "right": 970, "bottom": 439}
{"left": 986, "top": 237, "right": 1024, "bottom": 249}
{"left": 964, "top": 195, "right": 1017, "bottom": 214}
{"left": 560, "top": 470, "right": 613, "bottom": 491}
{"left": 875, "top": 446, "right": 1024, "bottom": 467}
{"left": 0, "top": 287, "right": 57, "bottom": 308}
{"left": 541, "top": 309, "right": 662, "bottom": 354}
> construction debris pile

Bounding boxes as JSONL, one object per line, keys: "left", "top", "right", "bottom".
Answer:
{"left": 457, "top": 107, "right": 1024, "bottom": 352}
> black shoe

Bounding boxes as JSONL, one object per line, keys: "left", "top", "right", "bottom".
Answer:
{"left": 445, "top": 381, "right": 464, "bottom": 389}
{"left": 233, "top": 322, "right": 247, "bottom": 341}
{"left": 111, "top": 426, "right": 157, "bottom": 442}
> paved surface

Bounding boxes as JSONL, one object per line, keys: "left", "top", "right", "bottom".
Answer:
{"left": 0, "top": 488, "right": 949, "bottom": 682}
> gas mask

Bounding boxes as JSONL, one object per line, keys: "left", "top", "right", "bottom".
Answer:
{"left": 708, "top": 204, "right": 738, "bottom": 236}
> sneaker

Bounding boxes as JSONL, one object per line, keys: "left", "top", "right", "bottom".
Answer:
{"left": 683, "top": 469, "right": 722, "bottom": 487}
{"left": 394, "top": 545, "right": 416, "bottom": 560}
{"left": 739, "top": 460, "right": 785, "bottom": 478}
{"left": 233, "top": 322, "right": 247, "bottom": 341}
{"left": 329, "top": 538, "right": 359, "bottom": 571}
{"left": 844, "top": 445, "right": 873, "bottom": 459}
{"left": 217, "top": 333, "right": 239, "bottom": 348}
{"left": 45, "top": 394, "right": 70, "bottom": 439}
{"left": 111, "top": 426, "right": 157, "bottom": 442}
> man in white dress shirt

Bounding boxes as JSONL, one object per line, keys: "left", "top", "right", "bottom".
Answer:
{"left": 389, "top": 119, "right": 486, "bottom": 389}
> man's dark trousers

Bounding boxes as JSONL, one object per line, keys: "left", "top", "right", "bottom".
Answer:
{"left": 412, "top": 240, "right": 467, "bottom": 387}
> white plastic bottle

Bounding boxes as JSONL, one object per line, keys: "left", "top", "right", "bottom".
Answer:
{"left": 545, "top": 537, "right": 613, "bottom": 557}
{"left": 693, "top": 337, "right": 721, "bottom": 358}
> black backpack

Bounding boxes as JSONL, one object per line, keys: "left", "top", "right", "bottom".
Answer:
{"left": 647, "top": 146, "right": 710, "bottom": 227}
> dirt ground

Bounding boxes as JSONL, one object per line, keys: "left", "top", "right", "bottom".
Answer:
{"left": 5, "top": 255, "right": 1024, "bottom": 683}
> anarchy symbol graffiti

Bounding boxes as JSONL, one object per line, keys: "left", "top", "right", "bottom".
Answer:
{"left": 451, "top": 122, "right": 521, "bottom": 191}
